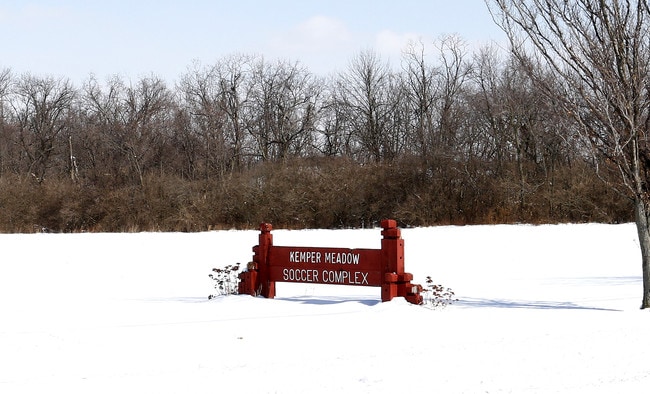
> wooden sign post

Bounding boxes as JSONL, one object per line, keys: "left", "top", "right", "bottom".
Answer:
{"left": 238, "top": 219, "right": 423, "bottom": 304}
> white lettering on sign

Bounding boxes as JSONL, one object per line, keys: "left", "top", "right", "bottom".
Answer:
{"left": 324, "top": 252, "right": 360, "bottom": 265}
{"left": 322, "top": 270, "right": 368, "bottom": 285}
{"left": 282, "top": 268, "right": 319, "bottom": 282}
{"left": 281, "top": 268, "right": 369, "bottom": 285}
{"left": 289, "top": 251, "right": 322, "bottom": 263}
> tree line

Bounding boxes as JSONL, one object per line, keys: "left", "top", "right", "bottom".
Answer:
{"left": 0, "top": 37, "right": 632, "bottom": 232}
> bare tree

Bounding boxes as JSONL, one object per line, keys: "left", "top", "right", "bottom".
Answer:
{"left": 0, "top": 68, "right": 12, "bottom": 176}
{"left": 10, "top": 74, "right": 76, "bottom": 182}
{"left": 317, "top": 80, "right": 353, "bottom": 157}
{"left": 0, "top": 68, "right": 9, "bottom": 121}
{"left": 80, "top": 75, "right": 126, "bottom": 183}
{"left": 247, "top": 58, "right": 322, "bottom": 161}
{"left": 337, "top": 50, "right": 403, "bottom": 162}
{"left": 432, "top": 36, "right": 473, "bottom": 155}
{"left": 467, "top": 45, "right": 507, "bottom": 170}
{"left": 82, "top": 74, "right": 173, "bottom": 187}
{"left": 178, "top": 61, "right": 231, "bottom": 179}
{"left": 488, "top": 0, "right": 650, "bottom": 308}
{"left": 123, "top": 75, "right": 174, "bottom": 186}
{"left": 402, "top": 40, "right": 437, "bottom": 160}
{"left": 470, "top": 48, "right": 558, "bottom": 215}
{"left": 214, "top": 54, "right": 256, "bottom": 171}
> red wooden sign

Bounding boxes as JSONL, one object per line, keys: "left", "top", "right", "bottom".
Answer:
{"left": 238, "top": 219, "right": 423, "bottom": 304}
{"left": 268, "top": 246, "right": 383, "bottom": 286}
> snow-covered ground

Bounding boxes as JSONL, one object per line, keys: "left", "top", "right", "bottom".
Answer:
{"left": 1, "top": 223, "right": 649, "bottom": 393}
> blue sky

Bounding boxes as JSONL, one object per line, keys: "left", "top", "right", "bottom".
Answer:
{"left": 0, "top": 0, "right": 505, "bottom": 84}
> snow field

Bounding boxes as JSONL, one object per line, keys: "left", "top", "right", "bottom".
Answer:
{"left": 1, "top": 223, "right": 649, "bottom": 393}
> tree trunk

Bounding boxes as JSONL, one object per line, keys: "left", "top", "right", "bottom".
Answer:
{"left": 633, "top": 196, "right": 650, "bottom": 309}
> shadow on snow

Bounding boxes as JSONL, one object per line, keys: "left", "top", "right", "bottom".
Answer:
{"left": 455, "top": 297, "right": 621, "bottom": 312}
{"left": 275, "top": 295, "right": 381, "bottom": 306}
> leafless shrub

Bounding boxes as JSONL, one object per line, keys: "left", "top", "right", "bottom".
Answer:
{"left": 422, "top": 276, "right": 457, "bottom": 309}
{"left": 208, "top": 263, "right": 241, "bottom": 299}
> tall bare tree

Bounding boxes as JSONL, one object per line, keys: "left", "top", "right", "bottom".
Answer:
{"left": 214, "top": 54, "right": 256, "bottom": 171}
{"left": 337, "top": 50, "right": 403, "bottom": 162}
{"left": 82, "top": 74, "right": 173, "bottom": 187}
{"left": 10, "top": 74, "right": 76, "bottom": 182}
{"left": 471, "top": 48, "right": 559, "bottom": 215}
{"left": 0, "top": 68, "right": 12, "bottom": 176}
{"left": 488, "top": 0, "right": 650, "bottom": 308}
{"left": 178, "top": 61, "right": 230, "bottom": 179}
{"left": 432, "top": 36, "right": 472, "bottom": 155}
{"left": 318, "top": 80, "right": 355, "bottom": 157}
{"left": 248, "top": 59, "right": 321, "bottom": 161}
{"left": 402, "top": 40, "right": 437, "bottom": 160}
{"left": 0, "top": 68, "right": 9, "bottom": 121}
